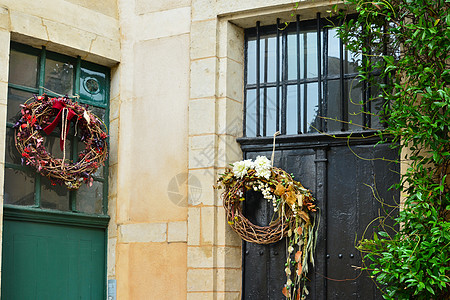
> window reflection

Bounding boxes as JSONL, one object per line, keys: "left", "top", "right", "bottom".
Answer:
{"left": 45, "top": 59, "right": 74, "bottom": 95}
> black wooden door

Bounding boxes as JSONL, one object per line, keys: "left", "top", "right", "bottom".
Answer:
{"left": 238, "top": 133, "right": 399, "bottom": 300}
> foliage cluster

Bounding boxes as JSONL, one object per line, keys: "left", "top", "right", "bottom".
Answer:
{"left": 337, "top": 0, "right": 450, "bottom": 299}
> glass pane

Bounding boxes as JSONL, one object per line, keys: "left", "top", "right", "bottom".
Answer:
{"left": 344, "top": 45, "right": 360, "bottom": 74}
{"left": 77, "top": 180, "right": 103, "bottom": 214}
{"left": 43, "top": 135, "right": 72, "bottom": 161}
{"left": 287, "top": 33, "right": 297, "bottom": 80}
{"left": 327, "top": 79, "right": 341, "bottom": 132}
{"left": 306, "top": 82, "right": 319, "bottom": 133}
{"left": 7, "top": 88, "right": 33, "bottom": 123}
{"left": 245, "top": 89, "right": 257, "bottom": 137}
{"left": 5, "top": 128, "right": 22, "bottom": 164}
{"left": 4, "top": 168, "right": 35, "bottom": 206}
{"left": 247, "top": 39, "right": 256, "bottom": 85}
{"left": 80, "top": 66, "right": 107, "bottom": 103}
{"left": 286, "top": 85, "right": 298, "bottom": 135}
{"left": 41, "top": 176, "right": 70, "bottom": 211}
{"left": 369, "top": 76, "right": 385, "bottom": 129}
{"left": 328, "top": 28, "right": 341, "bottom": 76}
{"left": 300, "top": 30, "right": 318, "bottom": 79}
{"left": 346, "top": 78, "right": 363, "bottom": 131}
{"left": 8, "top": 50, "right": 38, "bottom": 88}
{"left": 266, "top": 36, "right": 277, "bottom": 83}
{"left": 266, "top": 87, "right": 277, "bottom": 136}
{"left": 88, "top": 106, "right": 106, "bottom": 123}
{"left": 45, "top": 59, "right": 74, "bottom": 96}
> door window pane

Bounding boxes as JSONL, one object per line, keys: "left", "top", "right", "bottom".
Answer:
{"left": 45, "top": 59, "right": 74, "bottom": 95}
{"left": 4, "top": 168, "right": 35, "bottom": 206}
{"left": 5, "top": 128, "right": 22, "bottom": 164}
{"left": 328, "top": 28, "right": 341, "bottom": 76}
{"left": 80, "top": 66, "right": 107, "bottom": 104}
{"left": 8, "top": 50, "right": 38, "bottom": 88}
{"left": 77, "top": 181, "right": 103, "bottom": 214}
{"left": 7, "top": 88, "right": 33, "bottom": 123}
{"left": 41, "top": 177, "right": 70, "bottom": 211}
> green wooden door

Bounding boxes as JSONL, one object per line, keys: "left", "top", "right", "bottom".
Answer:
{"left": 2, "top": 219, "right": 106, "bottom": 300}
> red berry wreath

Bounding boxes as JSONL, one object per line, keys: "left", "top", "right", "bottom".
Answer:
{"left": 14, "top": 94, "right": 108, "bottom": 190}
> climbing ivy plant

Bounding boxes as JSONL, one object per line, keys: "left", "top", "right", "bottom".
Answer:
{"left": 336, "top": 1, "right": 450, "bottom": 299}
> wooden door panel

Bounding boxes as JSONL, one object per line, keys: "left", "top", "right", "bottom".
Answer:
{"left": 2, "top": 220, "right": 105, "bottom": 300}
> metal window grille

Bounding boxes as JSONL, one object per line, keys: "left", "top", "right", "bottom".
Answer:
{"left": 244, "top": 14, "right": 385, "bottom": 137}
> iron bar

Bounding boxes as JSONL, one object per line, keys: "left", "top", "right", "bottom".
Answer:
{"left": 256, "top": 21, "right": 261, "bottom": 136}
{"left": 317, "top": 13, "right": 323, "bottom": 132}
{"left": 276, "top": 19, "right": 281, "bottom": 132}
{"left": 281, "top": 26, "right": 288, "bottom": 134}
{"left": 263, "top": 37, "right": 268, "bottom": 136}
{"left": 339, "top": 30, "right": 346, "bottom": 131}
{"left": 243, "top": 34, "right": 248, "bottom": 136}
{"left": 296, "top": 15, "right": 302, "bottom": 134}
{"left": 303, "top": 30, "right": 308, "bottom": 133}
{"left": 323, "top": 26, "right": 328, "bottom": 132}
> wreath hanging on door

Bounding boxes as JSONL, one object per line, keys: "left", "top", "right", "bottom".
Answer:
{"left": 217, "top": 155, "right": 318, "bottom": 299}
{"left": 14, "top": 94, "right": 108, "bottom": 190}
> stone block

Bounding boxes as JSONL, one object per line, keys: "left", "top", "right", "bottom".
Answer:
{"left": 188, "top": 207, "right": 201, "bottom": 245}
{"left": 216, "top": 97, "right": 243, "bottom": 136}
{"left": 108, "top": 164, "right": 118, "bottom": 198}
{"left": 119, "top": 222, "right": 166, "bottom": 243}
{"left": 107, "top": 238, "right": 117, "bottom": 277}
{"left": 0, "top": 6, "right": 9, "bottom": 31}
{"left": 189, "top": 134, "right": 216, "bottom": 169}
{"left": 201, "top": 206, "right": 216, "bottom": 245}
{"left": 0, "top": 104, "right": 7, "bottom": 166}
{"left": 66, "top": 0, "right": 118, "bottom": 19}
{"left": 191, "top": 20, "right": 217, "bottom": 60}
{"left": 187, "top": 268, "right": 214, "bottom": 292}
{"left": 0, "top": 31, "right": 10, "bottom": 83}
{"left": 85, "top": 34, "right": 121, "bottom": 64}
{"left": 128, "top": 243, "right": 187, "bottom": 299}
{"left": 9, "top": 10, "right": 48, "bottom": 42}
{"left": 190, "top": 58, "right": 217, "bottom": 99}
{"left": 192, "top": 0, "right": 216, "bottom": 22}
{"left": 218, "top": 21, "right": 244, "bottom": 63}
{"left": 107, "top": 195, "right": 117, "bottom": 238}
{"left": 108, "top": 118, "right": 119, "bottom": 166}
{"left": 187, "top": 168, "right": 218, "bottom": 206}
{"left": 115, "top": 243, "right": 129, "bottom": 300}
{"left": 216, "top": 268, "right": 241, "bottom": 292}
{"left": 189, "top": 98, "right": 216, "bottom": 135}
{"left": 216, "top": 246, "right": 241, "bottom": 268}
{"left": 216, "top": 207, "right": 241, "bottom": 247}
{"left": 217, "top": 135, "right": 242, "bottom": 168}
{"left": 218, "top": 58, "right": 244, "bottom": 102}
{"left": 187, "top": 292, "right": 215, "bottom": 300}
{"left": 136, "top": 0, "right": 190, "bottom": 14}
{"left": 135, "top": 7, "right": 191, "bottom": 41}
{"left": 168, "top": 221, "right": 187, "bottom": 242}
{"left": 43, "top": 18, "right": 95, "bottom": 53}
{"left": 187, "top": 246, "right": 214, "bottom": 268}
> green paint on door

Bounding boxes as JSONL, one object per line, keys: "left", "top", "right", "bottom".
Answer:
{"left": 1, "top": 219, "right": 105, "bottom": 300}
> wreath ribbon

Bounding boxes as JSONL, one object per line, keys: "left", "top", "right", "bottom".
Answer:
{"left": 43, "top": 100, "right": 78, "bottom": 151}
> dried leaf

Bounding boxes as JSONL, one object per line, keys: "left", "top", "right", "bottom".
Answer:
{"left": 296, "top": 227, "right": 303, "bottom": 236}
{"left": 274, "top": 183, "right": 286, "bottom": 196}
{"left": 295, "top": 251, "right": 302, "bottom": 262}
{"left": 297, "top": 192, "right": 304, "bottom": 207}
{"left": 296, "top": 291, "right": 300, "bottom": 300}
{"left": 298, "top": 211, "right": 310, "bottom": 223}
{"left": 282, "top": 286, "right": 288, "bottom": 297}
{"left": 297, "top": 263, "right": 302, "bottom": 276}
{"left": 83, "top": 110, "right": 91, "bottom": 123}
{"left": 285, "top": 185, "right": 296, "bottom": 205}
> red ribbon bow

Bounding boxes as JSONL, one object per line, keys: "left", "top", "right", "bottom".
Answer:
{"left": 43, "top": 100, "right": 77, "bottom": 151}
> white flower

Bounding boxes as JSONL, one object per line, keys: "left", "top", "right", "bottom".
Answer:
{"left": 244, "top": 159, "right": 254, "bottom": 169}
{"left": 253, "top": 156, "right": 271, "bottom": 179}
{"left": 286, "top": 279, "right": 292, "bottom": 286}
{"left": 288, "top": 246, "right": 294, "bottom": 253}
{"left": 232, "top": 160, "right": 249, "bottom": 178}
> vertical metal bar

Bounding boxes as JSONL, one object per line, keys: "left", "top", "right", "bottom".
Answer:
{"left": 281, "top": 26, "right": 288, "bottom": 134}
{"left": 70, "top": 56, "right": 82, "bottom": 212}
{"left": 263, "top": 38, "right": 268, "bottom": 136}
{"left": 243, "top": 34, "right": 248, "bottom": 136}
{"left": 339, "top": 31, "right": 347, "bottom": 131}
{"left": 382, "top": 22, "right": 389, "bottom": 128}
{"left": 314, "top": 147, "right": 328, "bottom": 300}
{"left": 276, "top": 19, "right": 281, "bottom": 132}
{"left": 303, "top": 30, "right": 308, "bottom": 133}
{"left": 35, "top": 47, "right": 46, "bottom": 207}
{"left": 296, "top": 15, "right": 302, "bottom": 134}
{"left": 362, "top": 30, "right": 368, "bottom": 129}
{"left": 317, "top": 13, "right": 323, "bottom": 132}
{"left": 256, "top": 21, "right": 261, "bottom": 136}
{"left": 323, "top": 26, "right": 329, "bottom": 132}
{"left": 365, "top": 32, "right": 372, "bottom": 129}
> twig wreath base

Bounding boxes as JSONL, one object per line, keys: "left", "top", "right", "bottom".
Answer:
{"left": 14, "top": 94, "right": 108, "bottom": 190}
{"left": 217, "top": 156, "right": 318, "bottom": 299}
